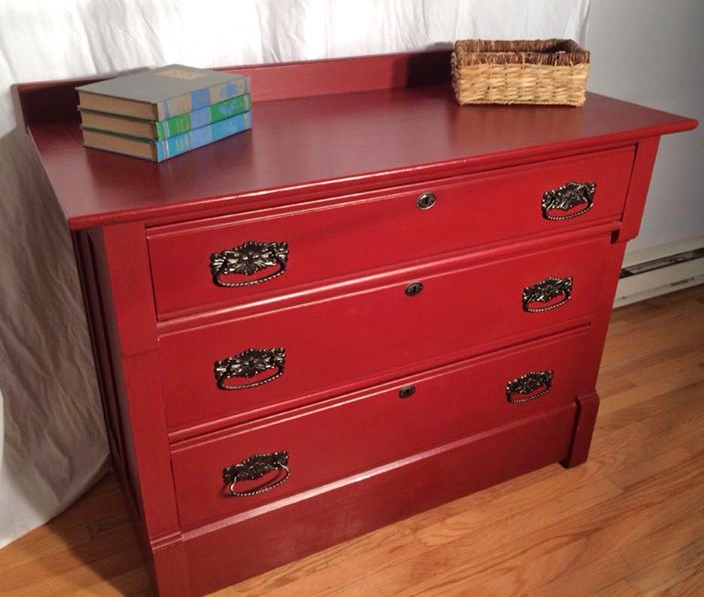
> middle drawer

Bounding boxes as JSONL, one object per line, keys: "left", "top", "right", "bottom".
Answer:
{"left": 159, "top": 234, "right": 613, "bottom": 433}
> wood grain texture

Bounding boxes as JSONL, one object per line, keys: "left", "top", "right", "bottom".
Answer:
{"left": 1, "top": 283, "right": 702, "bottom": 596}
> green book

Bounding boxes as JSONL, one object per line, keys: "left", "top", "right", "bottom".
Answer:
{"left": 79, "top": 94, "right": 252, "bottom": 140}
{"left": 81, "top": 111, "right": 253, "bottom": 162}
{"left": 76, "top": 64, "right": 249, "bottom": 120}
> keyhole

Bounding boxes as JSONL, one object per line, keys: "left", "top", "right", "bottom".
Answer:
{"left": 417, "top": 192, "right": 437, "bottom": 210}
{"left": 405, "top": 282, "right": 424, "bottom": 297}
{"left": 398, "top": 385, "right": 416, "bottom": 399}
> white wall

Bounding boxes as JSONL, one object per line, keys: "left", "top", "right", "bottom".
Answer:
{"left": 586, "top": 0, "right": 704, "bottom": 254}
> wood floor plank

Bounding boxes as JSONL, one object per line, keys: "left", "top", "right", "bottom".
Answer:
{"left": 620, "top": 501, "right": 704, "bottom": 574}
{"left": 0, "top": 476, "right": 145, "bottom": 597}
{"left": 590, "top": 395, "right": 704, "bottom": 488}
{"left": 589, "top": 580, "right": 644, "bottom": 597}
{"left": 627, "top": 536, "right": 704, "bottom": 595}
{"left": 379, "top": 455, "right": 704, "bottom": 597}
{"left": 473, "top": 459, "right": 704, "bottom": 597}
{"left": 597, "top": 358, "right": 704, "bottom": 421}
{"left": 0, "top": 284, "right": 702, "bottom": 596}
{"left": 535, "top": 553, "right": 635, "bottom": 597}
{"left": 595, "top": 377, "right": 704, "bottom": 432}
{"left": 656, "top": 568, "right": 704, "bottom": 597}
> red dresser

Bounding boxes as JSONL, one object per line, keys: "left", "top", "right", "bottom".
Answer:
{"left": 16, "top": 51, "right": 697, "bottom": 596}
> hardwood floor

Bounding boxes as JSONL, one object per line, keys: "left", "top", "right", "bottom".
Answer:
{"left": 1, "top": 284, "right": 703, "bottom": 596}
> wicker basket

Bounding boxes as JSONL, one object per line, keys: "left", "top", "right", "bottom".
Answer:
{"left": 451, "top": 39, "right": 590, "bottom": 106}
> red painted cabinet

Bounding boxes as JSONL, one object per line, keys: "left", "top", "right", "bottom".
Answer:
{"left": 17, "top": 51, "right": 697, "bottom": 596}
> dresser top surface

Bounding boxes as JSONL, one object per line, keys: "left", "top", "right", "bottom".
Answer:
{"left": 18, "top": 53, "right": 696, "bottom": 229}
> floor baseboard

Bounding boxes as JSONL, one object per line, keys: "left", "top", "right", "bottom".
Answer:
{"left": 615, "top": 236, "right": 704, "bottom": 307}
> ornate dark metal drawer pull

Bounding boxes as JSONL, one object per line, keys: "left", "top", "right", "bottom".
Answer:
{"left": 214, "top": 347, "right": 286, "bottom": 390}
{"left": 506, "top": 370, "right": 554, "bottom": 404}
{"left": 222, "top": 451, "right": 290, "bottom": 497}
{"left": 210, "top": 240, "right": 289, "bottom": 288}
{"left": 541, "top": 181, "right": 596, "bottom": 221}
{"left": 522, "top": 276, "right": 573, "bottom": 312}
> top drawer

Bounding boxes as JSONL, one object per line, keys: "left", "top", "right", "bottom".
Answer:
{"left": 147, "top": 147, "right": 634, "bottom": 319}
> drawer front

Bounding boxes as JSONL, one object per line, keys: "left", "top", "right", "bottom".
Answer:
{"left": 148, "top": 147, "right": 634, "bottom": 318}
{"left": 170, "top": 328, "right": 589, "bottom": 530}
{"left": 182, "top": 403, "right": 576, "bottom": 595}
{"left": 160, "top": 234, "right": 613, "bottom": 431}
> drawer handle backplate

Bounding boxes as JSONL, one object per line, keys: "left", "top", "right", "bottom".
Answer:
{"left": 210, "top": 240, "right": 288, "bottom": 288}
{"left": 214, "top": 347, "right": 286, "bottom": 390}
{"left": 506, "top": 370, "right": 554, "bottom": 404}
{"left": 542, "top": 181, "right": 596, "bottom": 221}
{"left": 522, "top": 276, "right": 573, "bottom": 312}
{"left": 223, "top": 451, "right": 290, "bottom": 497}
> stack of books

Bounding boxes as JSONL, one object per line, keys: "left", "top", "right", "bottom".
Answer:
{"left": 76, "top": 64, "right": 251, "bottom": 161}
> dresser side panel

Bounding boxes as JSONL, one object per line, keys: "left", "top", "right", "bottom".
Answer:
{"left": 564, "top": 391, "right": 601, "bottom": 467}
{"left": 71, "top": 230, "right": 126, "bottom": 474}
{"left": 617, "top": 137, "right": 662, "bottom": 242}
{"left": 91, "top": 225, "right": 183, "bottom": 545}
{"left": 99, "top": 223, "right": 158, "bottom": 355}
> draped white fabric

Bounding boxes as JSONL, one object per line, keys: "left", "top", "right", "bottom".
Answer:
{"left": 0, "top": 0, "right": 590, "bottom": 549}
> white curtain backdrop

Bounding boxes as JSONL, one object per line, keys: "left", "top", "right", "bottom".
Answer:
{"left": 0, "top": 0, "right": 590, "bottom": 549}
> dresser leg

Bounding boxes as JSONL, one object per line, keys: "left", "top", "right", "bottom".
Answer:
{"left": 562, "top": 392, "right": 600, "bottom": 468}
{"left": 150, "top": 535, "right": 191, "bottom": 597}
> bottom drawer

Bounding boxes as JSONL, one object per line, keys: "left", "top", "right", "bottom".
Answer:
{"left": 180, "top": 403, "right": 577, "bottom": 596}
{"left": 171, "top": 327, "right": 592, "bottom": 530}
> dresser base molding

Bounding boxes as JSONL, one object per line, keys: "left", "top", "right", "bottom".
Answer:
{"left": 564, "top": 391, "right": 601, "bottom": 467}
{"left": 158, "top": 404, "right": 577, "bottom": 596}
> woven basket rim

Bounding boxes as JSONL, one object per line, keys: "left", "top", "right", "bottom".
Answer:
{"left": 452, "top": 39, "right": 589, "bottom": 67}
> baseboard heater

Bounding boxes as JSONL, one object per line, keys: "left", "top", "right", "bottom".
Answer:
{"left": 615, "top": 240, "right": 704, "bottom": 307}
